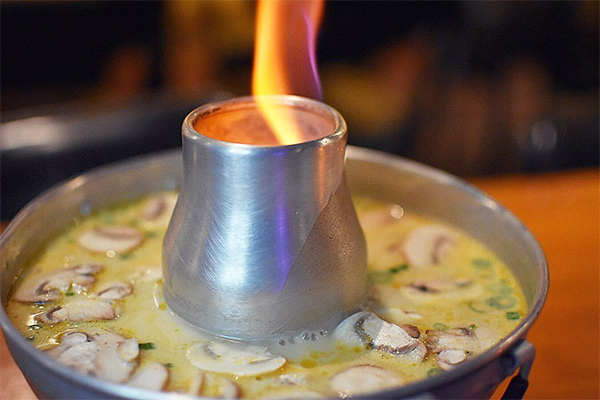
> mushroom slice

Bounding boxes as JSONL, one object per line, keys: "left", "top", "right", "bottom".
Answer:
{"left": 437, "top": 349, "right": 467, "bottom": 371}
{"left": 377, "top": 308, "right": 424, "bottom": 326}
{"left": 425, "top": 326, "right": 500, "bottom": 355}
{"left": 187, "top": 341, "right": 286, "bottom": 376}
{"left": 12, "top": 264, "right": 103, "bottom": 303}
{"left": 140, "top": 193, "right": 178, "bottom": 226}
{"left": 330, "top": 365, "right": 403, "bottom": 397}
{"left": 46, "top": 330, "right": 139, "bottom": 383}
{"left": 402, "top": 225, "right": 456, "bottom": 268}
{"left": 94, "top": 332, "right": 140, "bottom": 383}
{"left": 128, "top": 362, "right": 169, "bottom": 391}
{"left": 97, "top": 282, "right": 133, "bottom": 300}
{"left": 334, "top": 311, "right": 426, "bottom": 362}
{"left": 36, "top": 299, "right": 118, "bottom": 324}
{"left": 188, "top": 371, "right": 205, "bottom": 395}
{"left": 78, "top": 226, "right": 143, "bottom": 253}
{"left": 218, "top": 378, "right": 241, "bottom": 399}
{"left": 45, "top": 332, "right": 99, "bottom": 374}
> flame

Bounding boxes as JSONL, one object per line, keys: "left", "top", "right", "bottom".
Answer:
{"left": 252, "top": 0, "right": 324, "bottom": 145}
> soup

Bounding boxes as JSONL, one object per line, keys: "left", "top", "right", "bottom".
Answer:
{"left": 6, "top": 193, "right": 526, "bottom": 398}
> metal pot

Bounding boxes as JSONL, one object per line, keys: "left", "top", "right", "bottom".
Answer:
{"left": 0, "top": 147, "right": 548, "bottom": 399}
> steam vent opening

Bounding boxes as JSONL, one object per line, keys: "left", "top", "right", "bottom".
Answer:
{"left": 192, "top": 98, "right": 336, "bottom": 146}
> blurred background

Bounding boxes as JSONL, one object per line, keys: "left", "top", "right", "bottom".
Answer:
{"left": 1, "top": 1, "right": 598, "bottom": 218}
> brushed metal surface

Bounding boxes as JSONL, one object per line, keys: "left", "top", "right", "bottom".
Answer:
{"left": 163, "top": 96, "right": 367, "bottom": 340}
{"left": 0, "top": 147, "right": 548, "bottom": 399}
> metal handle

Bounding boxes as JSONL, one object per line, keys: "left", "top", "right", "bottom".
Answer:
{"left": 501, "top": 340, "right": 536, "bottom": 400}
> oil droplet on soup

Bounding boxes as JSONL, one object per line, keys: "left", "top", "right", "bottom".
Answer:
{"left": 6, "top": 193, "right": 526, "bottom": 398}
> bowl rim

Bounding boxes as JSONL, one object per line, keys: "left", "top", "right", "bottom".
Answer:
{"left": 0, "top": 146, "right": 549, "bottom": 399}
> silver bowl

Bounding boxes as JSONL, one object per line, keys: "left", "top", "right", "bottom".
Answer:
{"left": 0, "top": 147, "right": 548, "bottom": 399}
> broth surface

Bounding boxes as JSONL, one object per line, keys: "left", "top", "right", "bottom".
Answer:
{"left": 6, "top": 193, "right": 526, "bottom": 398}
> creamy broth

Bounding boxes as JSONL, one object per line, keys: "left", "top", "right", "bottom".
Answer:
{"left": 6, "top": 193, "right": 526, "bottom": 398}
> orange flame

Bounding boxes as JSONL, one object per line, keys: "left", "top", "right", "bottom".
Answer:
{"left": 252, "top": 0, "right": 324, "bottom": 145}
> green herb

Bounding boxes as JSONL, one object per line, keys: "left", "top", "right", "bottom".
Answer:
{"left": 28, "top": 324, "right": 43, "bottom": 330}
{"left": 389, "top": 263, "right": 409, "bottom": 274}
{"left": 165, "top": 363, "right": 173, "bottom": 369}
{"left": 487, "top": 296, "right": 517, "bottom": 310}
{"left": 367, "top": 271, "right": 393, "bottom": 285}
{"left": 139, "top": 342, "right": 156, "bottom": 350}
{"left": 427, "top": 367, "right": 443, "bottom": 377}
{"left": 472, "top": 258, "right": 492, "bottom": 269}
{"left": 65, "top": 291, "right": 75, "bottom": 297}
{"left": 467, "top": 300, "right": 487, "bottom": 313}
{"left": 506, "top": 311, "right": 521, "bottom": 320}
{"left": 119, "top": 253, "right": 133, "bottom": 260}
{"left": 487, "top": 280, "right": 513, "bottom": 295}
{"left": 468, "top": 324, "right": 477, "bottom": 330}
{"left": 145, "top": 231, "right": 157, "bottom": 239}
{"left": 433, "top": 323, "right": 448, "bottom": 331}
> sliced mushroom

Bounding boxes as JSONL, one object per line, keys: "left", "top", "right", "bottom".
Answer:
{"left": 424, "top": 327, "right": 476, "bottom": 353}
{"left": 140, "top": 193, "right": 178, "bottom": 226}
{"left": 78, "top": 226, "right": 143, "bottom": 253}
{"left": 329, "top": 365, "right": 403, "bottom": 397}
{"left": 377, "top": 308, "right": 424, "bottom": 326}
{"left": 97, "top": 282, "right": 133, "bottom": 300}
{"left": 187, "top": 341, "right": 286, "bottom": 376}
{"left": 13, "top": 264, "right": 103, "bottom": 303}
{"left": 425, "top": 326, "right": 500, "bottom": 370}
{"left": 218, "top": 378, "right": 240, "bottom": 399}
{"left": 94, "top": 332, "right": 140, "bottom": 383}
{"left": 36, "top": 299, "right": 118, "bottom": 324}
{"left": 437, "top": 349, "right": 467, "bottom": 371}
{"left": 45, "top": 332, "right": 99, "bottom": 374}
{"left": 402, "top": 225, "right": 456, "bottom": 267}
{"left": 127, "top": 362, "right": 169, "bottom": 391}
{"left": 46, "top": 330, "right": 139, "bottom": 383}
{"left": 402, "top": 278, "right": 482, "bottom": 303}
{"left": 334, "top": 311, "right": 426, "bottom": 363}
{"left": 188, "top": 371, "right": 205, "bottom": 395}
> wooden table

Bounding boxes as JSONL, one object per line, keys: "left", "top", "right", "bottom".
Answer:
{"left": 1, "top": 169, "right": 598, "bottom": 399}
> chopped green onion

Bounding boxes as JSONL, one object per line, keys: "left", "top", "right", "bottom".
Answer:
{"left": 487, "top": 280, "right": 513, "bottom": 295}
{"left": 506, "top": 311, "right": 521, "bottom": 320}
{"left": 427, "top": 367, "right": 443, "bottom": 377}
{"left": 468, "top": 324, "right": 477, "bottom": 330}
{"left": 487, "top": 296, "right": 517, "bottom": 310}
{"left": 367, "top": 271, "right": 393, "bottom": 285}
{"left": 65, "top": 291, "right": 75, "bottom": 296}
{"left": 165, "top": 363, "right": 173, "bottom": 368}
{"left": 139, "top": 342, "right": 156, "bottom": 350}
{"left": 467, "top": 300, "right": 487, "bottom": 313}
{"left": 119, "top": 253, "right": 133, "bottom": 260}
{"left": 389, "top": 263, "right": 409, "bottom": 274}
{"left": 433, "top": 323, "right": 448, "bottom": 331}
{"left": 472, "top": 258, "right": 492, "bottom": 269}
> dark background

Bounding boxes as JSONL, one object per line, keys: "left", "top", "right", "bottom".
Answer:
{"left": 1, "top": 1, "right": 598, "bottom": 218}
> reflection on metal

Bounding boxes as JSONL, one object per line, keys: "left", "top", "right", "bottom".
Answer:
{"left": 163, "top": 95, "right": 368, "bottom": 341}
